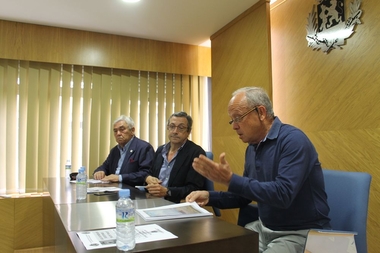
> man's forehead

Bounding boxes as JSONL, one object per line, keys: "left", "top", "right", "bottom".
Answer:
{"left": 229, "top": 95, "right": 248, "bottom": 110}
{"left": 230, "top": 92, "right": 246, "bottom": 103}
{"left": 114, "top": 121, "right": 128, "bottom": 128}
{"left": 169, "top": 117, "right": 187, "bottom": 124}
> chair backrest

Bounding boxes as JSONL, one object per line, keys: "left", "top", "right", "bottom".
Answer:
{"left": 204, "top": 152, "right": 221, "bottom": 217}
{"left": 323, "top": 169, "right": 372, "bottom": 253}
{"left": 237, "top": 203, "right": 258, "bottom": 227}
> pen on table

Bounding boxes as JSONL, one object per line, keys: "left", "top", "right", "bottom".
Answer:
{"left": 135, "top": 185, "right": 147, "bottom": 191}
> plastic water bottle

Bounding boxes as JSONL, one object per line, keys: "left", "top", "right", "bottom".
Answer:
{"left": 76, "top": 166, "right": 87, "bottom": 200}
{"left": 116, "top": 189, "right": 135, "bottom": 251}
{"left": 65, "top": 159, "right": 72, "bottom": 179}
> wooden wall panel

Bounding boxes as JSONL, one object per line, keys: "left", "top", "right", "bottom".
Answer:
{"left": 0, "top": 199, "right": 14, "bottom": 252}
{"left": 211, "top": 0, "right": 272, "bottom": 223}
{"left": 0, "top": 20, "right": 211, "bottom": 77}
{"left": 271, "top": 0, "right": 380, "bottom": 252}
{"left": 0, "top": 197, "right": 54, "bottom": 252}
{"left": 43, "top": 197, "right": 56, "bottom": 246}
{"left": 14, "top": 198, "right": 44, "bottom": 249}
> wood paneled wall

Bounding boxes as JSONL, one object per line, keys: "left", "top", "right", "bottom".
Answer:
{"left": 0, "top": 20, "right": 211, "bottom": 77}
{"left": 270, "top": 0, "right": 380, "bottom": 252}
{"left": 212, "top": 0, "right": 379, "bottom": 252}
{"left": 210, "top": 0, "right": 272, "bottom": 222}
{"left": 0, "top": 197, "right": 55, "bottom": 252}
{"left": 0, "top": 198, "right": 14, "bottom": 252}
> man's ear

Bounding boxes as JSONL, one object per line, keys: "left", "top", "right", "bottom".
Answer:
{"left": 257, "top": 106, "right": 266, "bottom": 121}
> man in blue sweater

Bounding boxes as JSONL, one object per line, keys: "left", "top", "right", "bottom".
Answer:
{"left": 186, "top": 87, "right": 330, "bottom": 253}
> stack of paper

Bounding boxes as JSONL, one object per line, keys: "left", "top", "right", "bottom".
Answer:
{"left": 136, "top": 202, "right": 213, "bottom": 221}
{"left": 86, "top": 187, "right": 120, "bottom": 193}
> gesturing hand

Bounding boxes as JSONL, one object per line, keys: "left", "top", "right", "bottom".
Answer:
{"left": 192, "top": 152, "right": 233, "bottom": 186}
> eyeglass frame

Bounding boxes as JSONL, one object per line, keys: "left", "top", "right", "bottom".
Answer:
{"left": 167, "top": 124, "right": 189, "bottom": 133}
{"left": 228, "top": 107, "right": 258, "bottom": 125}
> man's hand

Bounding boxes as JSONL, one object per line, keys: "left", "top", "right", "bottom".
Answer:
{"left": 145, "top": 175, "right": 162, "bottom": 185}
{"left": 101, "top": 174, "right": 119, "bottom": 182}
{"left": 145, "top": 183, "right": 167, "bottom": 197}
{"left": 93, "top": 171, "right": 105, "bottom": 180}
{"left": 185, "top": 190, "right": 210, "bottom": 207}
{"left": 192, "top": 152, "right": 233, "bottom": 186}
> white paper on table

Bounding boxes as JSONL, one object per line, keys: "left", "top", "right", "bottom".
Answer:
{"left": 86, "top": 187, "right": 121, "bottom": 193}
{"left": 87, "top": 179, "right": 111, "bottom": 184}
{"left": 77, "top": 224, "right": 177, "bottom": 250}
{"left": 136, "top": 201, "right": 213, "bottom": 221}
{"left": 71, "top": 179, "right": 111, "bottom": 184}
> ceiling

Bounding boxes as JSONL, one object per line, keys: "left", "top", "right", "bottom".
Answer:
{"left": 0, "top": 0, "right": 260, "bottom": 47}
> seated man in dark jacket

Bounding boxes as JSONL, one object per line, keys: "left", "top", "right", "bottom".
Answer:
{"left": 145, "top": 111, "right": 206, "bottom": 203}
{"left": 93, "top": 115, "right": 154, "bottom": 186}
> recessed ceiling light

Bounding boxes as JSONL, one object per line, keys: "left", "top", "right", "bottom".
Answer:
{"left": 122, "top": 0, "right": 140, "bottom": 3}
{"left": 200, "top": 40, "right": 211, "bottom": 48}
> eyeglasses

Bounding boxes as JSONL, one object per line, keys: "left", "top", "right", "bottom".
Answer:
{"left": 167, "top": 124, "right": 188, "bottom": 133}
{"left": 229, "top": 107, "right": 258, "bottom": 125}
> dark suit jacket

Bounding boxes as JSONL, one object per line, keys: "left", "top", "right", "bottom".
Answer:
{"left": 94, "top": 137, "right": 155, "bottom": 186}
{"left": 149, "top": 140, "right": 206, "bottom": 203}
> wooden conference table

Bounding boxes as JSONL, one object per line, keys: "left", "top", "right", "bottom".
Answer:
{"left": 44, "top": 178, "right": 258, "bottom": 253}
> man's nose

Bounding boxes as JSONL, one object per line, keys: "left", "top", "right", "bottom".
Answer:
{"left": 231, "top": 122, "right": 239, "bottom": 130}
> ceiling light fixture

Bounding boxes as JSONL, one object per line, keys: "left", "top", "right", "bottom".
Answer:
{"left": 200, "top": 40, "right": 211, "bottom": 48}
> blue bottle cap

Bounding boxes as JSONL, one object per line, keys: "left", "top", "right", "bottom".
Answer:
{"left": 119, "top": 189, "right": 130, "bottom": 198}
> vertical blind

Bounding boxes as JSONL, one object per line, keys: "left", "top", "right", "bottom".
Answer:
{"left": 0, "top": 59, "right": 211, "bottom": 194}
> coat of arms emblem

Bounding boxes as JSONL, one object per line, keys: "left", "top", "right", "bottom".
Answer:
{"left": 306, "top": 0, "right": 362, "bottom": 53}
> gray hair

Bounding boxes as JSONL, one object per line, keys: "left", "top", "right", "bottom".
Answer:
{"left": 232, "top": 87, "right": 275, "bottom": 118}
{"left": 113, "top": 115, "right": 135, "bottom": 129}
{"left": 167, "top": 111, "right": 193, "bottom": 132}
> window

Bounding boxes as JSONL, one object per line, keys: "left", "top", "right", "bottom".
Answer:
{"left": 0, "top": 59, "right": 211, "bottom": 194}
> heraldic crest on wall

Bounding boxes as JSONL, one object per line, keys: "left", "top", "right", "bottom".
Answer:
{"left": 306, "top": 0, "right": 362, "bottom": 53}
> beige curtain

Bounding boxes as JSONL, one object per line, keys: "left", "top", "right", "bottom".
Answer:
{"left": 0, "top": 59, "right": 210, "bottom": 194}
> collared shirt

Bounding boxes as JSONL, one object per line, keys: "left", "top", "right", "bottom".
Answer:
{"left": 209, "top": 117, "right": 330, "bottom": 231}
{"left": 158, "top": 141, "right": 186, "bottom": 187}
{"left": 116, "top": 136, "right": 134, "bottom": 182}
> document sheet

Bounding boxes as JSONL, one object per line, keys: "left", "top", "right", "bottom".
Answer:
{"left": 77, "top": 224, "right": 177, "bottom": 250}
{"left": 136, "top": 202, "right": 213, "bottom": 221}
